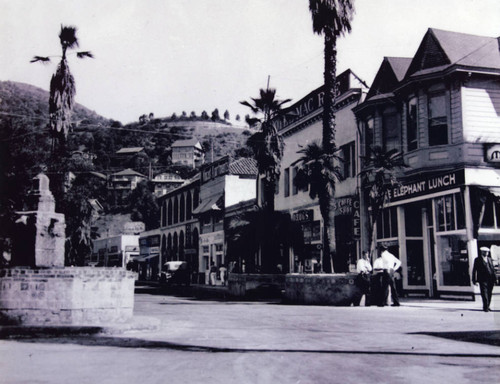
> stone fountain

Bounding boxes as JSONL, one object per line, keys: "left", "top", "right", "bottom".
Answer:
{"left": 0, "top": 174, "right": 136, "bottom": 325}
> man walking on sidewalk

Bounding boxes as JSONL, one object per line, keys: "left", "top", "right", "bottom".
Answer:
{"left": 472, "top": 246, "right": 496, "bottom": 312}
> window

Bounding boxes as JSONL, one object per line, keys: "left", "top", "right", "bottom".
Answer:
{"left": 284, "top": 168, "right": 290, "bottom": 197}
{"left": 340, "top": 141, "right": 356, "bottom": 179}
{"left": 428, "top": 92, "right": 448, "bottom": 146}
{"left": 382, "top": 111, "right": 400, "bottom": 152}
{"left": 364, "top": 118, "right": 374, "bottom": 156}
{"left": 292, "top": 167, "right": 298, "bottom": 195}
{"left": 407, "top": 97, "right": 418, "bottom": 151}
{"left": 377, "top": 207, "right": 398, "bottom": 239}
{"left": 479, "top": 196, "right": 500, "bottom": 229}
{"left": 435, "top": 193, "right": 465, "bottom": 232}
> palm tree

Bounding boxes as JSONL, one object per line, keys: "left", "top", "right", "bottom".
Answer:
{"left": 309, "top": 0, "right": 354, "bottom": 152}
{"left": 31, "top": 25, "right": 93, "bottom": 153}
{"left": 359, "top": 146, "right": 406, "bottom": 260}
{"left": 240, "top": 88, "right": 290, "bottom": 213}
{"left": 226, "top": 207, "right": 304, "bottom": 273}
{"left": 292, "top": 141, "right": 343, "bottom": 273}
{"left": 308, "top": 1, "right": 354, "bottom": 272}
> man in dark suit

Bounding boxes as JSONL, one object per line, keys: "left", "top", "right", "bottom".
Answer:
{"left": 472, "top": 247, "right": 497, "bottom": 312}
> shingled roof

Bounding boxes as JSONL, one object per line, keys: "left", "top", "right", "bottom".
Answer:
{"left": 406, "top": 28, "right": 500, "bottom": 78}
{"left": 112, "top": 168, "right": 147, "bottom": 178}
{"left": 228, "top": 158, "right": 258, "bottom": 176}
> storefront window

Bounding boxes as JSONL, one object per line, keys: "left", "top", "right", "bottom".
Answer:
{"left": 436, "top": 235, "right": 470, "bottom": 286}
{"left": 406, "top": 240, "right": 426, "bottom": 285}
{"left": 435, "top": 194, "right": 465, "bottom": 232}
{"left": 377, "top": 207, "right": 398, "bottom": 239}
{"left": 481, "top": 198, "right": 500, "bottom": 229}
{"left": 405, "top": 203, "right": 425, "bottom": 286}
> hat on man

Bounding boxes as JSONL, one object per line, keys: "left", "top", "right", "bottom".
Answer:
{"left": 480, "top": 246, "right": 490, "bottom": 252}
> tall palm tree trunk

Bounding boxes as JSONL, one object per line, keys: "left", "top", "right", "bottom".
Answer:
{"left": 322, "top": 28, "right": 337, "bottom": 152}
{"left": 321, "top": 27, "right": 338, "bottom": 273}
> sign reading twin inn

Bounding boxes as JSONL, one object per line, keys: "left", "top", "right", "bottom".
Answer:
{"left": 388, "top": 170, "right": 465, "bottom": 202}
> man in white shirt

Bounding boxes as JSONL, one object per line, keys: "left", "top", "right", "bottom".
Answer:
{"left": 380, "top": 244, "right": 402, "bottom": 306}
{"left": 354, "top": 251, "right": 372, "bottom": 306}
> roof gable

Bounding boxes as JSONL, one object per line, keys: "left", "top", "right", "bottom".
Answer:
{"left": 367, "top": 57, "right": 411, "bottom": 99}
{"left": 406, "top": 28, "right": 500, "bottom": 78}
{"left": 406, "top": 29, "right": 450, "bottom": 77}
{"left": 172, "top": 139, "right": 202, "bottom": 149}
{"left": 115, "top": 147, "right": 144, "bottom": 155}
{"left": 112, "top": 168, "right": 147, "bottom": 178}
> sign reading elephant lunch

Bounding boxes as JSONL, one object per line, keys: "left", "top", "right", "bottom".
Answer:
{"left": 387, "top": 170, "right": 465, "bottom": 202}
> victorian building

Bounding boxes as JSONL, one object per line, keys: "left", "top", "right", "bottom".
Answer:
{"left": 354, "top": 28, "right": 500, "bottom": 298}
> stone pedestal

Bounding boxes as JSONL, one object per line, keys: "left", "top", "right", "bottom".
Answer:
{"left": 11, "top": 173, "right": 65, "bottom": 268}
{"left": 1, "top": 173, "right": 137, "bottom": 326}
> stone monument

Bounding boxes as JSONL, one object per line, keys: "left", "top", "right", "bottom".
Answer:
{"left": 0, "top": 174, "right": 137, "bottom": 325}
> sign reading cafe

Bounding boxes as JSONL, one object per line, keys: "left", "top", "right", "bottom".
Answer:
{"left": 388, "top": 170, "right": 465, "bottom": 202}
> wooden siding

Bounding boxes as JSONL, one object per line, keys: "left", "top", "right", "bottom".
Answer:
{"left": 450, "top": 83, "right": 463, "bottom": 145}
{"left": 462, "top": 87, "right": 500, "bottom": 143}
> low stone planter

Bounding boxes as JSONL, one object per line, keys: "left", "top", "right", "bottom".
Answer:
{"left": 228, "top": 273, "right": 286, "bottom": 299}
{"left": 284, "top": 273, "right": 362, "bottom": 306}
{"left": 0, "top": 267, "right": 137, "bottom": 325}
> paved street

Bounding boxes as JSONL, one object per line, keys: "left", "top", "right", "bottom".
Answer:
{"left": 1, "top": 290, "right": 499, "bottom": 384}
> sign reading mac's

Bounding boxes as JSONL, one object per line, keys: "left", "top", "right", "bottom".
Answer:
{"left": 485, "top": 144, "right": 500, "bottom": 163}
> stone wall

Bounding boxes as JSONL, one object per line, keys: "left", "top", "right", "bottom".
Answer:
{"left": 0, "top": 267, "right": 136, "bottom": 325}
{"left": 284, "top": 273, "right": 362, "bottom": 306}
{"left": 228, "top": 273, "right": 286, "bottom": 299}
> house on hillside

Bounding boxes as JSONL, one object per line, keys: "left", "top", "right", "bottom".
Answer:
{"left": 113, "top": 147, "right": 146, "bottom": 168}
{"left": 354, "top": 28, "right": 500, "bottom": 298}
{"left": 151, "top": 172, "right": 185, "bottom": 197}
{"left": 171, "top": 139, "right": 205, "bottom": 168}
{"left": 108, "top": 168, "right": 147, "bottom": 202}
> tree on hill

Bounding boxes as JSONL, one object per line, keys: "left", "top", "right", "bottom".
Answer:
{"left": 224, "top": 110, "right": 230, "bottom": 121}
{"left": 190, "top": 111, "right": 197, "bottom": 119}
{"left": 201, "top": 110, "right": 209, "bottom": 120}
{"left": 128, "top": 180, "right": 159, "bottom": 230}
{"left": 211, "top": 108, "right": 220, "bottom": 122}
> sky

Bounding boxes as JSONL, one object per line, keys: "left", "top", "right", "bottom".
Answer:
{"left": 1, "top": 0, "right": 499, "bottom": 125}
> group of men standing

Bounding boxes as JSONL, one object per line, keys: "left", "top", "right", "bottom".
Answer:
{"left": 356, "top": 244, "right": 497, "bottom": 311}
{"left": 356, "top": 245, "right": 401, "bottom": 307}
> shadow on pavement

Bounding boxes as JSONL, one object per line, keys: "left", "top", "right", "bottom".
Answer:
{"left": 412, "top": 330, "right": 500, "bottom": 347}
{"left": 1, "top": 333, "right": 499, "bottom": 358}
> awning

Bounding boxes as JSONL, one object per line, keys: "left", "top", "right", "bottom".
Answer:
{"left": 133, "top": 254, "right": 159, "bottom": 262}
{"left": 192, "top": 194, "right": 223, "bottom": 215}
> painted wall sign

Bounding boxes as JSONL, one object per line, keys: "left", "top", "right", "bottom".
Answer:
{"left": 485, "top": 144, "right": 500, "bottom": 163}
{"left": 332, "top": 196, "right": 355, "bottom": 215}
{"left": 293, "top": 209, "right": 314, "bottom": 222}
{"left": 388, "top": 170, "right": 465, "bottom": 202}
{"left": 123, "top": 221, "right": 145, "bottom": 234}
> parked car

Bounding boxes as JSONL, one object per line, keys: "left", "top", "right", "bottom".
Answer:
{"left": 159, "top": 261, "right": 190, "bottom": 286}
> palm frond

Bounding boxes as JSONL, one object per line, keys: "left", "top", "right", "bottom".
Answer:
{"left": 30, "top": 56, "right": 51, "bottom": 63}
{"left": 59, "top": 25, "right": 79, "bottom": 49}
{"left": 76, "top": 51, "right": 94, "bottom": 59}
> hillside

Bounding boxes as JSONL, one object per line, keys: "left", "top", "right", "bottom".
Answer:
{"left": 0, "top": 80, "right": 109, "bottom": 128}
